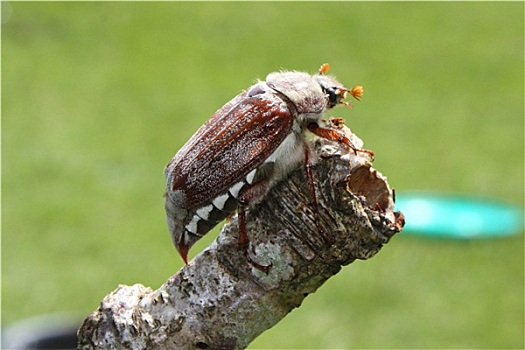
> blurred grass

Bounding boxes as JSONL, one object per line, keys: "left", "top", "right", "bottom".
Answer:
{"left": 2, "top": 2, "right": 523, "bottom": 349}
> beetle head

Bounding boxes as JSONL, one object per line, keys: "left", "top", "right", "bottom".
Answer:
{"left": 315, "top": 74, "right": 363, "bottom": 109}
{"left": 324, "top": 85, "right": 348, "bottom": 108}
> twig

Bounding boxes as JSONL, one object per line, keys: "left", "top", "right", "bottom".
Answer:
{"left": 78, "top": 136, "right": 404, "bottom": 350}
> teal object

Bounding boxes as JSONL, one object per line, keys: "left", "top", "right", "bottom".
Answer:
{"left": 395, "top": 192, "right": 524, "bottom": 238}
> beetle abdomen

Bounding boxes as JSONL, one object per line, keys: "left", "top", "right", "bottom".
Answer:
{"left": 166, "top": 170, "right": 257, "bottom": 263}
{"left": 166, "top": 124, "right": 307, "bottom": 264}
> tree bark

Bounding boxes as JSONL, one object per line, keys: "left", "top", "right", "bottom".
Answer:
{"left": 78, "top": 134, "right": 405, "bottom": 350}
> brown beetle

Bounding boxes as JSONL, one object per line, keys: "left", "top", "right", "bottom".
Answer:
{"left": 164, "top": 64, "right": 371, "bottom": 272}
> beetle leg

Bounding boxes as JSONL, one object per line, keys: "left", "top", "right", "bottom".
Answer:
{"left": 304, "top": 148, "right": 334, "bottom": 244}
{"left": 238, "top": 182, "right": 273, "bottom": 274}
{"left": 308, "top": 123, "right": 375, "bottom": 158}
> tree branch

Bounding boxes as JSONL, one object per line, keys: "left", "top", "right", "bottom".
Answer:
{"left": 78, "top": 133, "right": 405, "bottom": 350}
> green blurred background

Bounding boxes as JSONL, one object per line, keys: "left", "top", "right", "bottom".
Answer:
{"left": 2, "top": 2, "right": 523, "bottom": 348}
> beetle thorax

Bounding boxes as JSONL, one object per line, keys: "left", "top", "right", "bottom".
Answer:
{"left": 266, "top": 72, "right": 328, "bottom": 116}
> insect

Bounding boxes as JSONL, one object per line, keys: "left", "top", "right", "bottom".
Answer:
{"left": 164, "top": 63, "right": 372, "bottom": 272}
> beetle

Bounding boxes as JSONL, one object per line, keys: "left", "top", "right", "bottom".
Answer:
{"left": 164, "top": 63, "right": 372, "bottom": 272}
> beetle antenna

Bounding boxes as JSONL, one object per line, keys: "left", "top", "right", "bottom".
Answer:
{"left": 319, "top": 63, "right": 331, "bottom": 75}
{"left": 350, "top": 85, "right": 363, "bottom": 100}
{"left": 337, "top": 85, "right": 363, "bottom": 108}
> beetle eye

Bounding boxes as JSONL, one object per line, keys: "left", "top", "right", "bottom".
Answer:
{"left": 324, "top": 87, "right": 343, "bottom": 108}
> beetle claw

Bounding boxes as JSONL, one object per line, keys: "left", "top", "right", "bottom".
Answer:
{"left": 247, "top": 255, "right": 272, "bottom": 274}
{"left": 240, "top": 242, "right": 272, "bottom": 274}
